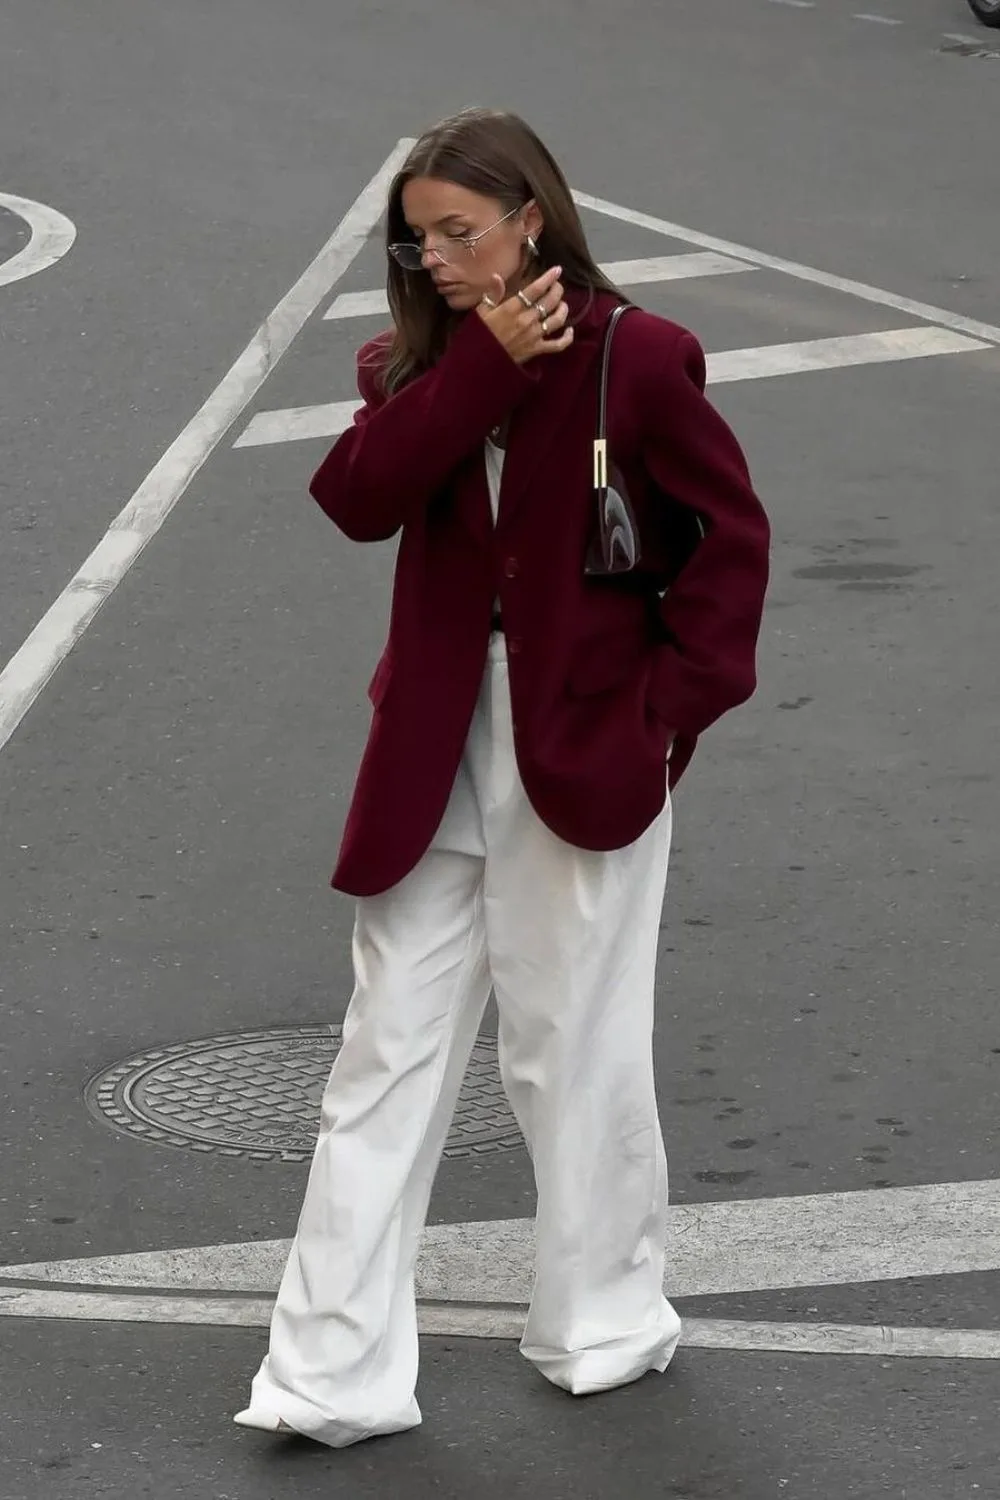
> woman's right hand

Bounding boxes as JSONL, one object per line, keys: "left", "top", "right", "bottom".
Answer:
{"left": 476, "top": 265, "right": 574, "bottom": 364}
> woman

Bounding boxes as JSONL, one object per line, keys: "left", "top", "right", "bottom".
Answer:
{"left": 235, "top": 107, "right": 769, "bottom": 1448}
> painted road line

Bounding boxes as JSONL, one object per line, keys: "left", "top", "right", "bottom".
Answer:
{"left": 1, "top": 1284, "right": 998, "bottom": 1359}
{"left": 0, "top": 140, "right": 416, "bottom": 756}
{"left": 709, "top": 327, "right": 987, "bottom": 384}
{"left": 853, "top": 13, "right": 903, "bottom": 25}
{"left": 603, "top": 252, "right": 751, "bottom": 284}
{"left": 233, "top": 399, "right": 362, "bottom": 449}
{"left": 322, "top": 253, "right": 754, "bottom": 320}
{"left": 572, "top": 189, "right": 1000, "bottom": 347}
{"left": 681, "top": 1320, "right": 1000, "bottom": 1361}
{"left": 324, "top": 288, "right": 390, "bottom": 319}
{"left": 432, "top": 1311, "right": 1000, "bottom": 1361}
{"left": 6, "top": 1179, "right": 999, "bottom": 1303}
{"left": 231, "top": 325, "right": 989, "bottom": 451}
{"left": 769, "top": 1, "right": 816, "bottom": 8}
{"left": 0, "top": 192, "right": 77, "bottom": 288}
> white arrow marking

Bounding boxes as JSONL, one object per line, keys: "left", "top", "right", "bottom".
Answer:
{"left": 233, "top": 398, "right": 362, "bottom": 448}
{"left": 708, "top": 326, "right": 987, "bottom": 384}
{"left": 2, "top": 1180, "right": 998, "bottom": 1355}
{"left": 233, "top": 325, "right": 989, "bottom": 449}
{"left": 4, "top": 1178, "right": 998, "bottom": 1300}
{"left": 5, "top": 167, "right": 1000, "bottom": 745}
{"left": 0, "top": 141, "right": 415, "bottom": 755}
{"left": 322, "top": 253, "right": 753, "bottom": 320}
{"left": 0, "top": 191, "right": 77, "bottom": 288}
{"left": 571, "top": 188, "right": 1000, "bottom": 347}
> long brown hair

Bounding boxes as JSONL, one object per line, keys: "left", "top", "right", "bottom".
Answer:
{"left": 376, "top": 108, "right": 621, "bottom": 396}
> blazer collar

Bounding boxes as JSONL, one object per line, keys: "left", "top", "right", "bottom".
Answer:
{"left": 492, "top": 287, "right": 616, "bottom": 532}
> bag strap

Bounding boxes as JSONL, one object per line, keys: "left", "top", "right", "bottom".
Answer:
{"left": 593, "top": 302, "right": 636, "bottom": 491}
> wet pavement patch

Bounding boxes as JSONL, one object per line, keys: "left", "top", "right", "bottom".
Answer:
{"left": 939, "top": 39, "right": 1000, "bottom": 60}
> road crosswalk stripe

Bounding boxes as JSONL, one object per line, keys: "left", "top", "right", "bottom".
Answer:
{"left": 709, "top": 325, "right": 987, "bottom": 383}
{"left": 323, "top": 252, "right": 753, "bottom": 320}
{"left": 233, "top": 398, "right": 362, "bottom": 448}
{"left": 233, "top": 325, "right": 989, "bottom": 449}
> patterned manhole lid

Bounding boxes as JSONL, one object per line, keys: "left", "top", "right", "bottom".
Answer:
{"left": 84, "top": 1026, "right": 523, "bottom": 1162}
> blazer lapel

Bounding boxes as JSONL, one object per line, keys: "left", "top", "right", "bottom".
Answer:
{"left": 451, "top": 447, "right": 495, "bottom": 547}
{"left": 447, "top": 290, "right": 611, "bottom": 546}
{"left": 496, "top": 290, "right": 609, "bottom": 529}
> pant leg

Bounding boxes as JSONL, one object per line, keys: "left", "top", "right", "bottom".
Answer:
{"left": 236, "top": 843, "right": 490, "bottom": 1447}
{"left": 477, "top": 643, "right": 679, "bottom": 1396}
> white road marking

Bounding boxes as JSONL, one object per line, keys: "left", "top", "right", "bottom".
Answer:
{"left": 709, "top": 326, "right": 987, "bottom": 384}
{"left": 0, "top": 192, "right": 77, "bottom": 288}
{"left": 0, "top": 140, "right": 415, "bottom": 756}
{"left": 603, "top": 252, "right": 751, "bottom": 284}
{"left": 324, "top": 288, "right": 390, "bottom": 319}
{"left": 6, "top": 169, "right": 999, "bottom": 741}
{"left": 572, "top": 189, "right": 1000, "bottom": 347}
{"left": 3, "top": 1180, "right": 998, "bottom": 1355}
{"left": 5, "top": 1178, "right": 998, "bottom": 1302}
{"left": 853, "top": 13, "right": 903, "bottom": 24}
{"left": 233, "top": 399, "right": 362, "bottom": 448}
{"left": 322, "top": 252, "right": 753, "bottom": 320}
{"left": 769, "top": 0, "right": 816, "bottom": 8}
{"left": 230, "top": 325, "right": 989, "bottom": 450}
{"left": 683, "top": 1320, "right": 1000, "bottom": 1361}
{"left": 0, "top": 1285, "right": 997, "bottom": 1359}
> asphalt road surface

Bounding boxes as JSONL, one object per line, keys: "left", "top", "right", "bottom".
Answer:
{"left": 1, "top": 2, "right": 999, "bottom": 1496}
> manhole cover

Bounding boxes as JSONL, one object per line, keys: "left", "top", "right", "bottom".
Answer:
{"left": 85, "top": 1026, "right": 523, "bottom": 1162}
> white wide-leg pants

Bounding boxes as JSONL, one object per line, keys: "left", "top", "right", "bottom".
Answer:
{"left": 235, "top": 638, "right": 679, "bottom": 1447}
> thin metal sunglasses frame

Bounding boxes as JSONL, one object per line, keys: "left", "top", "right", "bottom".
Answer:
{"left": 389, "top": 206, "right": 524, "bottom": 269}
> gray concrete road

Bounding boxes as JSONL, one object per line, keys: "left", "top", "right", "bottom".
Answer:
{"left": 1, "top": 1, "right": 999, "bottom": 1496}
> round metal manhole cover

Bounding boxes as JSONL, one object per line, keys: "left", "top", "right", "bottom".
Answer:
{"left": 84, "top": 1026, "right": 523, "bottom": 1162}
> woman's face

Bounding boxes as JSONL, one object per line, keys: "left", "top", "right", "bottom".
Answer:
{"left": 399, "top": 176, "right": 541, "bottom": 312}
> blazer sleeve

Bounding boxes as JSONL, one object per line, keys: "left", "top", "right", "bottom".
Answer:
{"left": 639, "top": 325, "right": 771, "bottom": 737}
{"left": 309, "top": 312, "right": 539, "bottom": 542}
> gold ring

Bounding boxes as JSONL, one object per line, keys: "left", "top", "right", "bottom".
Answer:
{"left": 541, "top": 315, "right": 550, "bottom": 335}
{"left": 517, "top": 290, "right": 535, "bottom": 309}
{"left": 537, "top": 301, "right": 547, "bottom": 321}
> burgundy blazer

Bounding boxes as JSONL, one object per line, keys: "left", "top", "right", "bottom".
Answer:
{"left": 311, "top": 288, "right": 770, "bottom": 898}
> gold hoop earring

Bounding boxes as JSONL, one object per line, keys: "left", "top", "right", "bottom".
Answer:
{"left": 526, "top": 234, "right": 539, "bottom": 257}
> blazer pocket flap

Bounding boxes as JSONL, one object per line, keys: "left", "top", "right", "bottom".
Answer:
{"left": 367, "top": 651, "right": 393, "bottom": 708}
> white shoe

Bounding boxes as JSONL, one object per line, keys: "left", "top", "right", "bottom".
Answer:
{"left": 233, "top": 1408, "right": 295, "bottom": 1434}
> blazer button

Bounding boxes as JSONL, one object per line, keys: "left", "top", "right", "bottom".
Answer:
{"left": 504, "top": 556, "right": 520, "bottom": 579}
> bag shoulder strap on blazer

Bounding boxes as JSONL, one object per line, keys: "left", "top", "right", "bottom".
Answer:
{"left": 587, "top": 301, "right": 705, "bottom": 583}
{"left": 592, "top": 302, "right": 633, "bottom": 496}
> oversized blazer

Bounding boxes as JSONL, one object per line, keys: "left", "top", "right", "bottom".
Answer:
{"left": 310, "top": 287, "right": 770, "bottom": 898}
